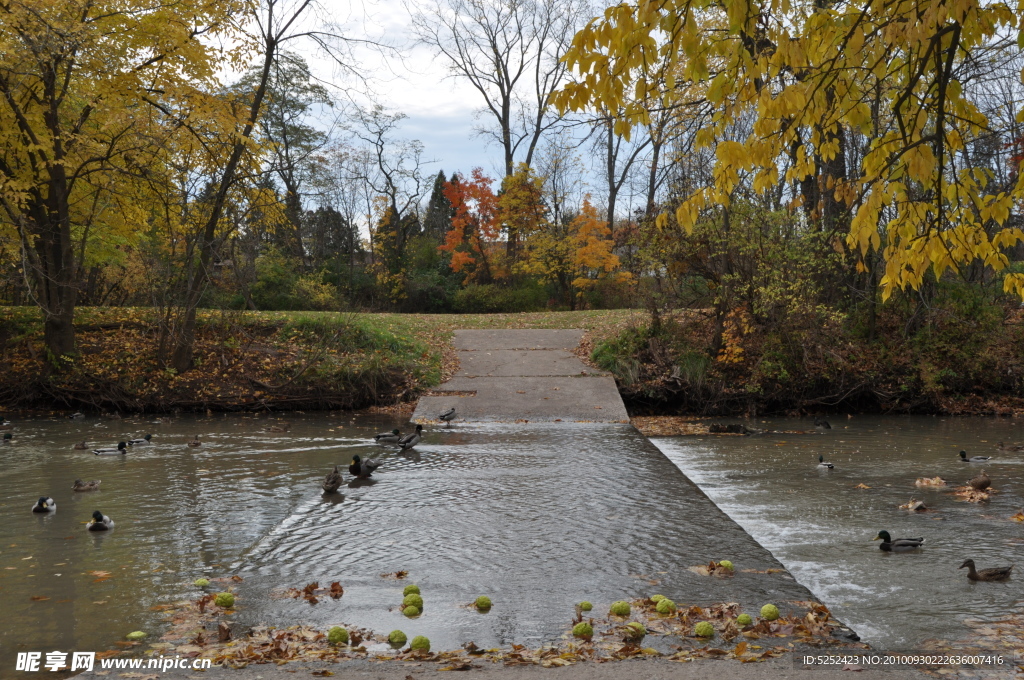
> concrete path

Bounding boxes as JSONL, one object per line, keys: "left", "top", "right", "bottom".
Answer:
{"left": 412, "top": 330, "right": 629, "bottom": 424}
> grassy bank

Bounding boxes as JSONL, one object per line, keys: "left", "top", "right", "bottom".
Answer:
{"left": 0, "top": 307, "right": 641, "bottom": 413}
{"left": 7, "top": 301, "right": 1021, "bottom": 417}
{"left": 589, "top": 302, "right": 1024, "bottom": 417}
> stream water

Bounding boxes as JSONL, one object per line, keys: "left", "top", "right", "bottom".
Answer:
{"left": 0, "top": 413, "right": 1021, "bottom": 670}
{"left": 654, "top": 415, "right": 1024, "bottom": 649}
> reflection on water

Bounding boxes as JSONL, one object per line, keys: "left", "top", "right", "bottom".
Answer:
{"left": 653, "top": 415, "right": 1024, "bottom": 649}
{"left": 0, "top": 413, "right": 811, "bottom": 665}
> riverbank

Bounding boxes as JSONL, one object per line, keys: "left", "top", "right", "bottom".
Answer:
{"left": 3, "top": 305, "right": 1024, "bottom": 417}
{"left": 0, "top": 307, "right": 640, "bottom": 413}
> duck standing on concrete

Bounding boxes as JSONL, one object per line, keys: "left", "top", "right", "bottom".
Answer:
{"left": 398, "top": 424, "right": 423, "bottom": 450}
{"left": 439, "top": 407, "right": 457, "bottom": 428}
{"left": 323, "top": 466, "right": 344, "bottom": 493}
{"left": 959, "top": 559, "right": 1013, "bottom": 581}
{"left": 349, "top": 455, "right": 380, "bottom": 479}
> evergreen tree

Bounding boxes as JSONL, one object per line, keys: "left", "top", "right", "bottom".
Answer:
{"left": 422, "top": 170, "right": 455, "bottom": 241}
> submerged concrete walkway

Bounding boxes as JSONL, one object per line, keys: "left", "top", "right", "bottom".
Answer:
{"left": 412, "top": 329, "right": 629, "bottom": 424}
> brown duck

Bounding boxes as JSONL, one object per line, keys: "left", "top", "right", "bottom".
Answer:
{"left": 968, "top": 470, "right": 991, "bottom": 491}
{"left": 959, "top": 559, "right": 1013, "bottom": 581}
{"left": 322, "top": 466, "right": 343, "bottom": 493}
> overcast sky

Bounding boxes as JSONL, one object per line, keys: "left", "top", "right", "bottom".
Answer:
{"left": 298, "top": 0, "right": 514, "bottom": 181}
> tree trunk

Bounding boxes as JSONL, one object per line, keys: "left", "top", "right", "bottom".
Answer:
{"left": 169, "top": 41, "right": 278, "bottom": 373}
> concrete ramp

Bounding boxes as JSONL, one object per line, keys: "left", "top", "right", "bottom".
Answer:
{"left": 412, "top": 329, "right": 629, "bottom": 423}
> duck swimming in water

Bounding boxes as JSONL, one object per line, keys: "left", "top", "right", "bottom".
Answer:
{"left": 187, "top": 436, "right": 201, "bottom": 447}
{"left": 73, "top": 440, "right": 88, "bottom": 450}
{"left": 31, "top": 497, "right": 55, "bottom": 513}
{"left": 960, "top": 450, "right": 991, "bottom": 463}
{"left": 398, "top": 424, "right": 423, "bottom": 450}
{"left": 87, "top": 510, "right": 114, "bottom": 531}
{"left": 997, "top": 442, "right": 1024, "bottom": 452}
{"left": 374, "top": 428, "right": 402, "bottom": 444}
{"left": 93, "top": 442, "right": 128, "bottom": 455}
{"left": 128, "top": 434, "right": 152, "bottom": 445}
{"left": 873, "top": 530, "right": 924, "bottom": 552}
{"left": 814, "top": 417, "right": 832, "bottom": 430}
{"left": 72, "top": 479, "right": 101, "bottom": 492}
{"left": 349, "top": 455, "right": 380, "bottom": 479}
{"left": 959, "top": 559, "right": 1013, "bottom": 581}
{"left": 818, "top": 454, "right": 834, "bottom": 469}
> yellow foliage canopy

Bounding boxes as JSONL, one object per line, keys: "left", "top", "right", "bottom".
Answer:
{"left": 554, "top": 0, "right": 1024, "bottom": 299}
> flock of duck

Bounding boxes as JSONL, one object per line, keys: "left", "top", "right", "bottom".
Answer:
{"left": 19, "top": 406, "right": 457, "bottom": 532}
{"left": 813, "top": 420, "right": 1014, "bottom": 582}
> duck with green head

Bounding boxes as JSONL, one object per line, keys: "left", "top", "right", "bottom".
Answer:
{"left": 817, "top": 455, "right": 834, "bottom": 469}
{"left": 349, "top": 455, "right": 380, "bottom": 479}
{"left": 87, "top": 510, "right": 114, "bottom": 531}
{"left": 960, "top": 450, "right": 991, "bottom": 463}
{"left": 374, "top": 429, "right": 401, "bottom": 444}
{"left": 31, "top": 497, "right": 55, "bottom": 513}
{"left": 873, "top": 530, "right": 924, "bottom": 552}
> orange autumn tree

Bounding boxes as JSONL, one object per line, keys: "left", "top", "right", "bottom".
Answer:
{"left": 440, "top": 169, "right": 501, "bottom": 284}
{"left": 517, "top": 197, "right": 626, "bottom": 309}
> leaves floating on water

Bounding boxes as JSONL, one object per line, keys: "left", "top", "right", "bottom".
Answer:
{"left": 89, "top": 570, "right": 113, "bottom": 582}
{"left": 951, "top": 485, "right": 993, "bottom": 503}
{"left": 915, "top": 477, "right": 946, "bottom": 487}
{"left": 272, "top": 581, "right": 344, "bottom": 604}
{"left": 854, "top": 484, "right": 871, "bottom": 489}
{"left": 379, "top": 570, "right": 408, "bottom": 579}
{"left": 29, "top": 595, "right": 49, "bottom": 601}
{"left": 689, "top": 561, "right": 735, "bottom": 578}
{"left": 1011, "top": 510, "right": 1024, "bottom": 522}
{"left": 898, "top": 498, "right": 927, "bottom": 511}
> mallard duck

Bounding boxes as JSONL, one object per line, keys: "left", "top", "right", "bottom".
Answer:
{"left": 31, "top": 496, "right": 55, "bottom": 513}
{"left": 997, "top": 442, "right": 1024, "bottom": 452}
{"left": 968, "top": 470, "right": 991, "bottom": 492}
{"left": 72, "top": 479, "right": 101, "bottom": 492}
{"left": 374, "top": 428, "right": 402, "bottom": 443}
{"left": 814, "top": 417, "right": 832, "bottom": 430}
{"left": 349, "top": 454, "right": 380, "bottom": 479}
{"left": 960, "top": 450, "right": 991, "bottom": 463}
{"left": 959, "top": 559, "right": 1013, "bottom": 581}
{"left": 398, "top": 424, "right": 423, "bottom": 450}
{"left": 128, "top": 434, "right": 152, "bottom": 445}
{"left": 87, "top": 510, "right": 114, "bottom": 531}
{"left": 873, "top": 530, "right": 924, "bottom": 552}
{"left": 2, "top": 433, "right": 11, "bottom": 444}
{"left": 818, "top": 454, "right": 834, "bottom": 469}
{"left": 322, "top": 466, "right": 344, "bottom": 493}
{"left": 68, "top": 412, "right": 85, "bottom": 420}
{"left": 93, "top": 442, "right": 128, "bottom": 455}
{"left": 0, "top": 421, "right": 13, "bottom": 431}
{"left": 187, "top": 436, "right": 201, "bottom": 447}
{"left": 73, "top": 440, "right": 88, "bottom": 450}
{"left": 266, "top": 423, "right": 291, "bottom": 433}
{"left": 439, "top": 407, "right": 457, "bottom": 428}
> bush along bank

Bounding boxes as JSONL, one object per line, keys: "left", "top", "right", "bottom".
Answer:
{"left": 593, "top": 290, "right": 1024, "bottom": 417}
{"left": 0, "top": 309, "right": 442, "bottom": 413}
